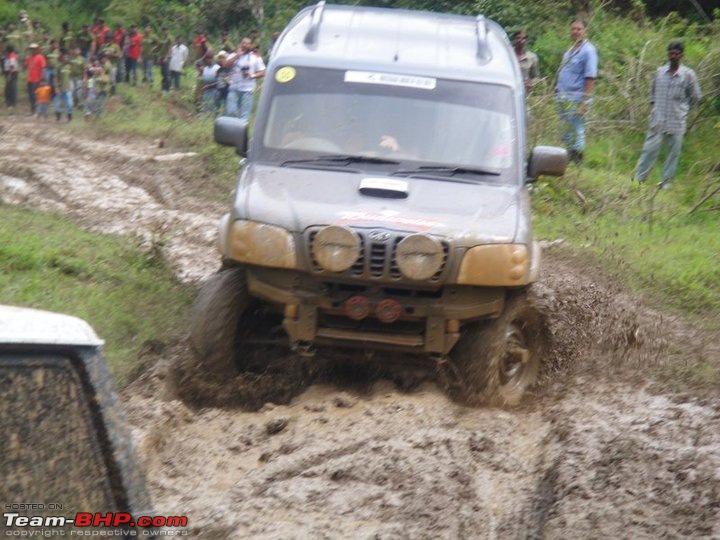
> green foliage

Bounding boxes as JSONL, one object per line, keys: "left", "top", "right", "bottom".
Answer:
{"left": 0, "top": 205, "right": 193, "bottom": 384}
{"left": 0, "top": 1, "right": 18, "bottom": 26}
{"left": 105, "top": 0, "right": 163, "bottom": 27}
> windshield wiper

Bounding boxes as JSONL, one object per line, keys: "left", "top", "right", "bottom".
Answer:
{"left": 282, "top": 154, "right": 400, "bottom": 166}
{"left": 392, "top": 165, "right": 502, "bottom": 178}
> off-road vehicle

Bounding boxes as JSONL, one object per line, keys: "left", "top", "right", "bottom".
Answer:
{"left": 190, "top": 2, "right": 567, "bottom": 405}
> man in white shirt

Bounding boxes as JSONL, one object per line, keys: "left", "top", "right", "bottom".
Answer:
{"left": 224, "top": 37, "right": 265, "bottom": 122}
{"left": 169, "top": 36, "right": 189, "bottom": 90}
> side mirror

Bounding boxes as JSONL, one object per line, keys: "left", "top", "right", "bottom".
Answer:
{"left": 214, "top": 116, "right": 248, "bottom": 157}
{"left": 527, "top": 146, "right": 568, "bottom": 181}
{"left": 0, "top": 306, "right": 153, "bottom": 533}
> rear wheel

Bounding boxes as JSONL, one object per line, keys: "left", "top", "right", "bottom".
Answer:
{"left": 451, "top": 291, "right": 544, "bottom": 406}
{"left": 188, "top": 265, "right": 249, "bottom": 378}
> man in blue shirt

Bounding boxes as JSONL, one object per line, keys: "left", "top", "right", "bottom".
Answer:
{"left": 555, "top": 18, "right": 599, "bottom": 164}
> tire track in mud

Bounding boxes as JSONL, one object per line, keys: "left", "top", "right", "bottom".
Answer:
{"left": 3, "top": 118, "right": 720, "bottom": 538}
{"left": 0, "top": 118, "right": 222, "bottom": 283}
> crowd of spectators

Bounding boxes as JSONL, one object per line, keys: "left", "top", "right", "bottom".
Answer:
{"left": 0, "top": 9, "right": 277, "bottom": 121}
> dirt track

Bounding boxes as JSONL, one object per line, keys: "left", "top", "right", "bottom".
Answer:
{"left": 2, "top": 118, "right": 719, "bottom": 538}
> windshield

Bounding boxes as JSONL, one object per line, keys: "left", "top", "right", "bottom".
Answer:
{"left": 256, "top": 66, "right": 519, "bottom": 184}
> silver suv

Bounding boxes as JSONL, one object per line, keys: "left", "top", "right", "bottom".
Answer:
{"left": 191, "top": 3, "right": 566, "bottom": 405}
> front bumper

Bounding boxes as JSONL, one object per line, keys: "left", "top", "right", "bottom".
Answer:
{"left": 246, "top": 267, "right": 506, "bottom": 355}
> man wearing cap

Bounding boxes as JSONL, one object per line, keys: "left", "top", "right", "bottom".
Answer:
{"left": 632, "top": 40, "right": 701, "bottom": 189}
{"left": 24, "top": 42, "right": 46, "bottom": 114}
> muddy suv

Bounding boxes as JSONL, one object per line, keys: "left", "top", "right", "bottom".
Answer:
{"left": 0, "top": 306, "right": 152, "bottom": 530}
{"left": 191, "top": 3, "right": 566, "bottom": 405}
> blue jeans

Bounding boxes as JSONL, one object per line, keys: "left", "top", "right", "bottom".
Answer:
{"left": 161, "top": 60, "right": 171, "bottom": 91}
{"left": 53, "top": 90, "right": 74, "bottom": 115}
{"left": 170, "top": 70, "right": 181, "bottom": 90}
{"left": 225, "top": 88, "right": 254, "bottom": 122}
{"left": 116, "top": 60, "right": 126, "bottom": 84}
{"left": 84, "top": 89, "right": 106, "bottom": 117}
{"left": 556, "top": 98, "right": 586, "bottom": 152}
{"left": 143, "top": 59, "right": 154, "bottom": 84}
{"left": 202, "top": 88, "right": 218, "bottom": 113}
{"left": 126, "top": 57, "right": 138, "bottom": 85}
{"left": 27, "top": 82, "right": 39, "bottom": 113}
{"left": 634, "top": 129, "right": 684, "bottom": 184}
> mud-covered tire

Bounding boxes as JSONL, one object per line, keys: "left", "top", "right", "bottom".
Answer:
{"left": 188, "top": 266, "right": 249, "bottom": 378}
{"left": 451, "top": 291, "right": 545, "bottom": 407}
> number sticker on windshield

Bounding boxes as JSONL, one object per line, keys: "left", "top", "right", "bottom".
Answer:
{"left": 344, "top": 71, "right": 436, "bottom": 90}
{"left": 275, "top": 66, "right": 297, "bottom": 83}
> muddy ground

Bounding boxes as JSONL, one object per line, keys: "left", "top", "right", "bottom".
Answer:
{"left": 2, "top": 118, "right": 719, "bottom": 539}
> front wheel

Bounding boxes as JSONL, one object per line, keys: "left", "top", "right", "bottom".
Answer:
{"left": 451, "top": 291, "right": 545, "bottom": 406}
{"left": 188, "top": 266, "right": 249, "bottom": 378}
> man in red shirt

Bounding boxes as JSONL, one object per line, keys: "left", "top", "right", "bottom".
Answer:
{"left": 24, "top": 43, "right": 46, "bottom": 114}
{"left": 191, "top": 28, "right": 208, "bottom": 61}
{"left": 125, "top": 25, "right": 143, "bottom": 86}
{"left": 91, "top": 18, "right": 110, "bottom": 55}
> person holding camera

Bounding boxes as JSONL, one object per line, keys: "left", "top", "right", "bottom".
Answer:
{"left": 224, "top": 37, "right": 265, "bottom": 122}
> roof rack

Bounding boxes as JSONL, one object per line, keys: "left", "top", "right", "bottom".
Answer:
{"left": 475, "top": 15, "right": 492, "bottom": 63}
{"left": 304, "top": 0, "right": 327, "bottom": 47}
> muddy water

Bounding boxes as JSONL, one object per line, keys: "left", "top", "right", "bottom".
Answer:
{"left": 2, "top": 118, "right": 719, "bottom": 538}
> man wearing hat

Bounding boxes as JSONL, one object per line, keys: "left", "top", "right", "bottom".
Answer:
{"left": 24, "top": 42, "right": 46, "bottom": 114}
{"left": 632, "top": 40, "right": 701, "bottom": 189}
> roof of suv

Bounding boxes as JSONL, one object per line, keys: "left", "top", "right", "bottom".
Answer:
{"left": 272, "top": 2, "right": 520, "bottom": 87}
{"left": 0, "top": 305, "right": 104, "bottom": 347}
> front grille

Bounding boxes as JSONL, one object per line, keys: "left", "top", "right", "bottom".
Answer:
{"left": 306, "top": 227, "right": 450, "bottom": 283}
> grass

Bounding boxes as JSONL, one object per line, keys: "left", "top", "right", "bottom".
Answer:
{"left": 0, "top": 204, "right": 194, "bottom": 385}
{"left": 532, "top": 144, "right": 720, "bottom": 321}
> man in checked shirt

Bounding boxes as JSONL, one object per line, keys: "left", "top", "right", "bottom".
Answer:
{"left": 632, "top": 40, "right": 701, "bottom": 189}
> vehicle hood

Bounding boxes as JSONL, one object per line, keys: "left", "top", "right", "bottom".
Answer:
{"left": 235, "top": 164, "right": 526, "bottom": 244}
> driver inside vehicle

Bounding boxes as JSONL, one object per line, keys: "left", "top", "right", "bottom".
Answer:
{"left": 281, "top": 128, "right": 415, "bottom": 159}
{"left": 341, "top": 131, "right": 411, "bottom": 156}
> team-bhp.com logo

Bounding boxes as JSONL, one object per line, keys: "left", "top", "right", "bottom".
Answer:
{"left": 4, "top": 511, "right": 189, "bottom": 536}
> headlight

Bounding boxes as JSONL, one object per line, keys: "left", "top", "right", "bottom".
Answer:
{"left": 456, "top": 244, "right": 530, "bottom": 286}
{"left": 228, "top": 220, "right": 297, "bottom": 269}
{"left": 395, "top": 234, "right": 444, "bottom": 281}
{"left": 312, "top": 225, "right": 360, "bottom": 272}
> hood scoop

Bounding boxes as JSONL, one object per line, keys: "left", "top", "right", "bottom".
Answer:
{"left": 359, "top": 177, "right": 409, "bottom": 199}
